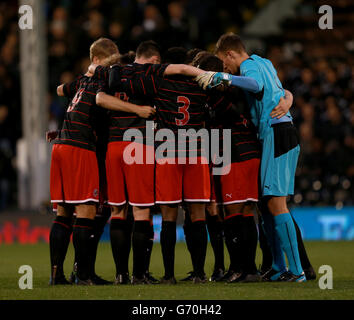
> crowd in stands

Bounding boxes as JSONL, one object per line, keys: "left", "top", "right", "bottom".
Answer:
{"left": 0, "top": 0, "right": 352, "bottom": 210}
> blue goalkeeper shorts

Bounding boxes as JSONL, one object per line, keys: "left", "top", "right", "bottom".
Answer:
{"left": 260, "top": 121, "right": 300, "bottom": 197}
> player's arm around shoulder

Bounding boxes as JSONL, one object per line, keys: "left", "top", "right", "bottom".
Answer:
{"left": 164, "top": 63, "right": 206, "bottom": 78}
{"left": 270, "top": 89, "right": 293, "bottom": 119}
{"left": 95, "top": 92, "right": 155, "bottom": 119}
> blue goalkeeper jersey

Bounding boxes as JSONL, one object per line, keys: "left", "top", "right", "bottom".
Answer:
{"left": 240, "top": 54, "right": 290, "bottom": 140}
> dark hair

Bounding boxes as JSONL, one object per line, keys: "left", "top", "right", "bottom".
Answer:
{"left": 185, "top": 48, "right": 203, "bottom": 64}
{"left": 119, "top": 51, "right": 136, "bottom": 65}
{"left": 191, "top": 51, "right": 211, "bottom": 67}
{"left": 214, "top": 32, "right": 246, "bottom": 54}
{"left": 198, "top": 55, "right": 223, "bottom": 72}
{"left": 136, "top": 40, "right": 161, "bottom": 59}
{"left": 163, "top": 47, "right": 187, "bottom": 64}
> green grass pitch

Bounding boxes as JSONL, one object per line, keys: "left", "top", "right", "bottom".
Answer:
{"left": 1, "top": 241, "right": 354, "bottom": 300}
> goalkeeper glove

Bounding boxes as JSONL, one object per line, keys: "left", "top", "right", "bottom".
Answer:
{"left": 195, "top": 72, "right": 233, "bottom": 90}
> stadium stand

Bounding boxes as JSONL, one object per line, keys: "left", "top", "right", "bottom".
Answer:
{"left": 0, "top": 0, "right": 352, "bottom": 211}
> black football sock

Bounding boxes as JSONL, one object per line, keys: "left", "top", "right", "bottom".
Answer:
{"left": 88, "top": 207, "right": 110, "bottom": 276}
{"left": 110, "top": 218, "right": 131, "bottom": 276}
{"left": 206, "top": 214, "right": 225, "bottom": 271}
{"left": 183, "top": 209, "right": 195, "bottom": 270}
{"left": 258, "top": 220, "right": 273, "bottom": 272}
{"left": 49, "top": 215, "right": 73, "bottom": 278}
{"left": 160, "top": 221, "right": 176, "bottom": 279}
{"left": 190, "top": 220, "right": 208, "bottom": 277}
{"left": 292, "top": 215, "right": 312, "bottom": 270}
{"left": 242, "top": 215, "right": 258, "bottom": 274}
{"left": 145, "top": 222, "right": 154, "bottom": 273}
{"left": 132, "top": 220, "right": 151, "bottom": 279}
{"left": 223, "top": 214, "right": 243, "bottom": 272}
{"left": 72, "top": 218, "right": 94, "bottom": 280}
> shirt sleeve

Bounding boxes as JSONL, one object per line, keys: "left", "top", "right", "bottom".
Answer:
{"left": 101, "top": 64, "right": 120, "bottom": 94}
{"left": 94, "top": 65, "right": 110, "bottom": 82}
{"left": 62, "top": 78, "right": 81, "bottom": 98}
{"left": 240, "top": 59, "right": 264, "bottom": 93}
{"left": 130, "top": 63, "right": 170, "bottom": 97}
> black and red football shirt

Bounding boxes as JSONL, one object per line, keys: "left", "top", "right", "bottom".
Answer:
{"left": 54, "top": 66, "right": 109, "bottom": 152}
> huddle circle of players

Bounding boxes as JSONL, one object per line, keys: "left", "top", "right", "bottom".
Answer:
{"left": 48, "top": 33, "right": 316, "bottom": 286}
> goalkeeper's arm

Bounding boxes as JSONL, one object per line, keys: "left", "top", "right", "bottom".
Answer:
{"left": 211, "top": 73, "right": 260, "bottom": 93}
{"left": 195, "top": 71, "right": 260, "bottom": 92}
{"left": 228, "top": 75, "right": 260, "bottom": 93}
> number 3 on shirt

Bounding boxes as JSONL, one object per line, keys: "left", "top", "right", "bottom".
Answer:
{"left": 175, "top": 96, "right": 190, "bottom": 126}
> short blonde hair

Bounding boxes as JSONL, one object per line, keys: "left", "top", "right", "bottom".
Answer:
{"left": 89, "top": 37, "right": 119, "bottom": 62}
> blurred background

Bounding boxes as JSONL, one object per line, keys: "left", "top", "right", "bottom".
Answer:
{"left": 0, "top": 0, "right": 353, "bottom": 243}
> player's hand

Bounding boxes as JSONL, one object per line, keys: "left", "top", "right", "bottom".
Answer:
{"left": 195, "top": 72, "right": 232, "bottom": 90}
{"left": 136, "top": 106, "right": 156, "bottom": 119}
{"left": 194, "top": 71, "right": 216, "bottom": 90}
{"left": 209, "top": 72, "right": 233, "bottom": 89}
{"left": 46, "top": 130, "right": 58, "bottom": 142}
{"left": 270, "top": 97, "right": 290, "bottom": 119}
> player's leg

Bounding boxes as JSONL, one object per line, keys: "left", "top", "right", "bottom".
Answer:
{"left": 238, "top": 203, "right": 260, "bottom": 282}
{"left": 105, "top": 141, "right": 131, "bottom": 284}
{"left": 87, "top": 204, "right": 112, "bottom": 285}
{"left": 258, "top": 198, "right": 287, "bottom": 281}
{"left": 87, "top": 145, "right": 113, "bottom": 285}
{"left": 124, "top": 142, "right": 156, "bottom": 284}
{"left": 267, "top": 196, "right": 305, "bottom": 281}
{"left": 188, "top": 202, "right": 208, "bottom": 283}
{"left": 144, "top": 211, "right": 159, "bottom": 283}
{"left": 72, "top": 203, "right": 96, "bottom": 284}
{"left": 180, "top": 205, "right": 196, "bottom": 281}
{"left": 110, "top": 204, "right": 130, "bottom": 284}
{"left": 159, "top": 204, "right": 178, "bottom": 284}
{"left": 183, "top": 157, "right": 211, "bottom": 283}
{"left": 260, "top": 122, "right": 305, "bottom": 282}
{"left": 223, "top": 203, "right": 245, "bottom": 281}
{"left": 49, "top": 144, "right": 74, "bottom": 284}
{"left": 260, "top": 203, "right": 316, "bottom": 280}
{"left": 131, "top": 206, "right": 153, "bottom": 284}
{"left": 292, "top": 215, "right": 316, "bottom": 280}
{"left": 256, "top": 206, "right": 273, "bottom": 275}
{"left": 49, "top": 203, "right": 74, "bottom": 285}
{"left": 206, "top": 202, "right": 225, "bottom": 281}
{"left": 156, "top": 158, "right": 182, "bottom": 284}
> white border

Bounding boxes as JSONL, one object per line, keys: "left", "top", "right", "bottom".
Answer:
{"left": 128, "top": 201, "right": 155, "bottom": 207}
{"left": 51, "top": 198, "right": 99, "bottom": 204}
{"left": 221, "top": 198, "right": 258, "bottom": 205}
{"left": 107, "top": 200, "right": 127, "bottom": 206}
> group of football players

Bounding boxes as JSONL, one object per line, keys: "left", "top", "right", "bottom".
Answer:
{"left": 48, "top": 33, "right": 316, "bottom": 286}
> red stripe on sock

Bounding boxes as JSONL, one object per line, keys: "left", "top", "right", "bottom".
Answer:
{"left": 73, "top": 225, "right": 93, "bottom": 229}
{"left": 53, "top": 221, "right": 71, "bottom": 230}
{"left": 110, "top": 217, "right": 126, "bottom": 220}
{"left": 242, "top": 214, "right": 254, "bottom": 217}
{"left": 224, "top": 213, "right": 242, "bottom": 220}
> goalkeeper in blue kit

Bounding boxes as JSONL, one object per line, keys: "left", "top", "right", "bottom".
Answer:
{"left": 197, "top": 33, "right": 306, "bottom": 282}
